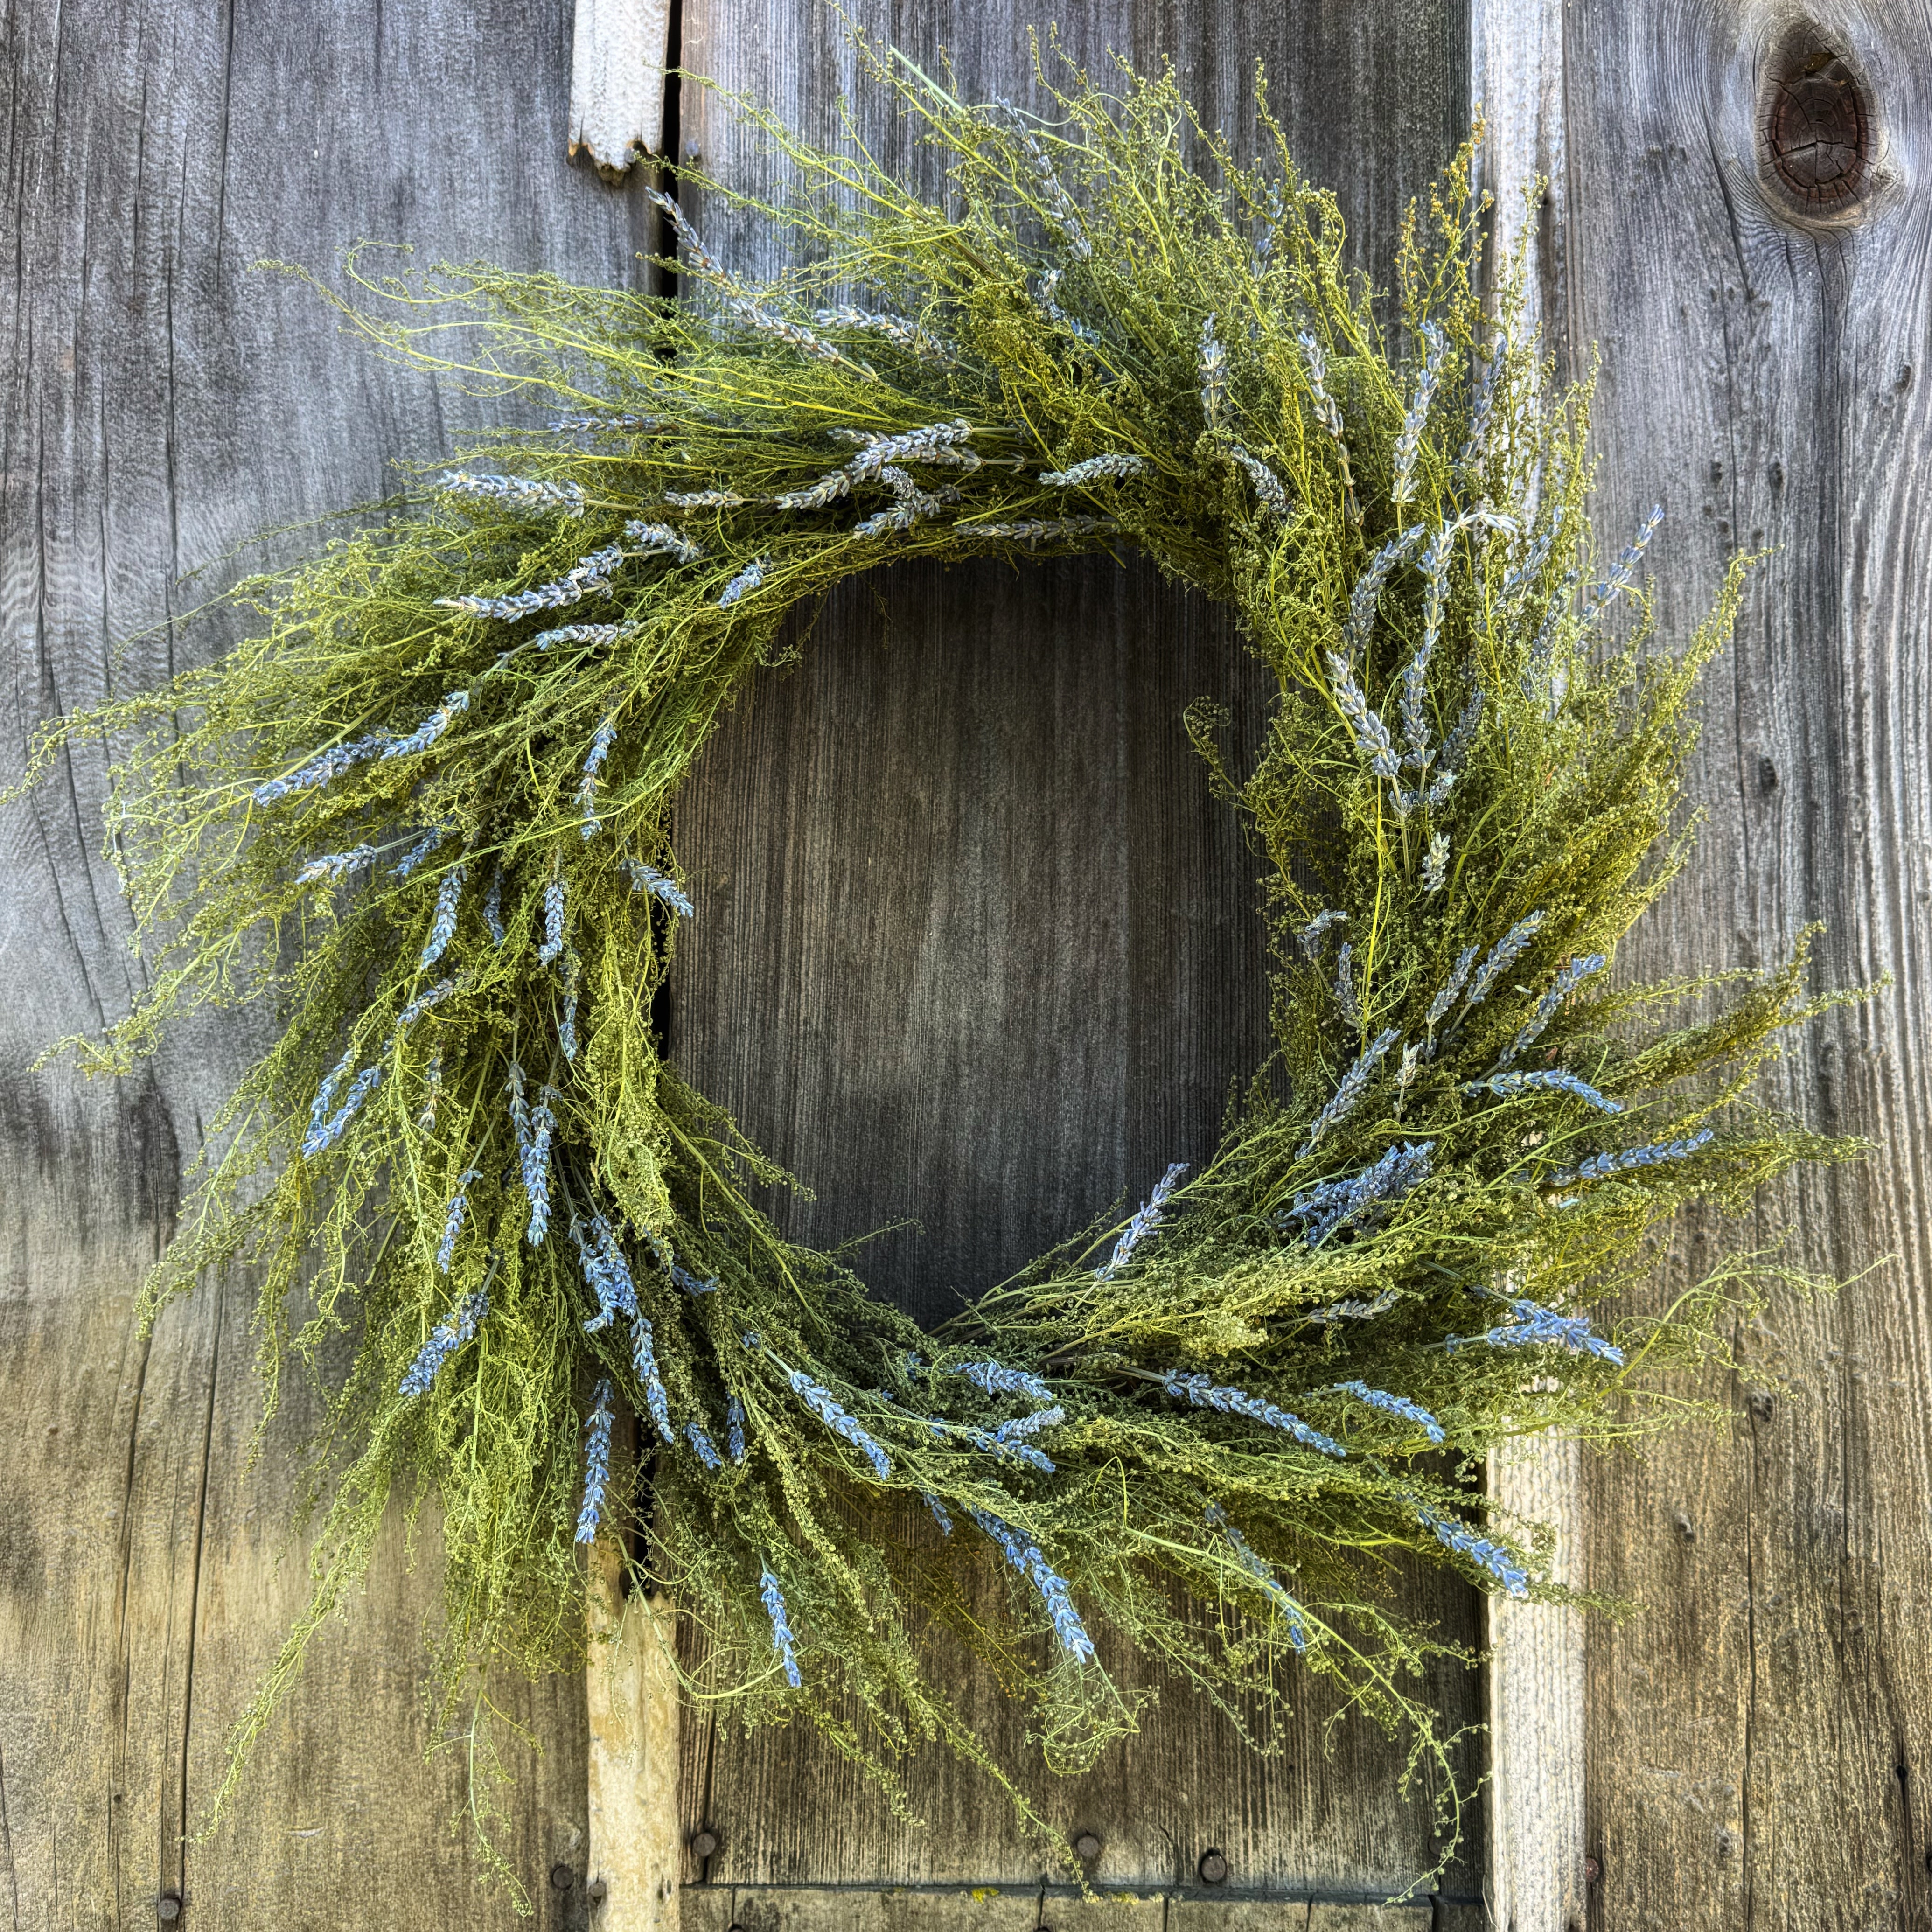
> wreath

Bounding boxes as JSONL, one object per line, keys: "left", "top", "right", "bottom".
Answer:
{"left": 22, "top": 47, "right": 1857, "bottom": 1890}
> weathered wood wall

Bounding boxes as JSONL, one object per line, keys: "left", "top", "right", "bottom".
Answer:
{"left": 1559, "top": 5, "right": 1932, "bottom": 1926}
{"left": 669, "top": 2, "right": 1486, "bottom": 1921}
{"left": 0, "top": 2, "right": 647, "bottom": 1923}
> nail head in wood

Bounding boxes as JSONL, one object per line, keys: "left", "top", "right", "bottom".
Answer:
{"left": 550, "top": 1863, "right": 575, "bottom": 1891}
{"left": 690, "top": 1827, "right": 720, "bottom": 1859}
{"left": 587, "top": 1877, "right": 608, "bottom": 1902}
{"left": 1073, "top": 1829, "right": 1102, "bottom": 1861}
{"left": 1197, "top": 1848, "right": 1229, "bottom": 1884}
{"left": 157, "top": 1897, "right": 182, "bottom": 1924}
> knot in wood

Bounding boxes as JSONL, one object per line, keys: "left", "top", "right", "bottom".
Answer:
{"left": 1766, "top": 43, "right": 1869, "bottom": 210}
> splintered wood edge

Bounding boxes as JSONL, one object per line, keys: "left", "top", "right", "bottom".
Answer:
{"left": 1472, "top": 5, "right": 1587, "bottom": 1924}
{"left": 570, "top": 0, "right": 672, "bottom": 176}
{"left": 586, "top": 1544, "right": 684, "bottom": 1928}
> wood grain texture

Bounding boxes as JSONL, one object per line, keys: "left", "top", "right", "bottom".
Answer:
{"left": 571, "top": 0, "right": 674, "bottom": 174}
{"left": 0, "top": 0, "right": 654, "bottom": 1923}
{"left": 1473, "top": 11, "right": 1589, "bottom": 1925}
{"left": 668, "top": 0, "right": 1483, "bottom": 1913}
{"left": 1560, "top": 1, "right": 1932, "bottom": 1925}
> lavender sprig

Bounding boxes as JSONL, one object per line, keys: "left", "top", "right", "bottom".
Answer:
{"left": 435, "top": 1168, "right": 481, "bottom": 1273}
{"left": 969, "top": 1508, "right": 1095, "bottom": 1662}
{"left": 1031, "top": 269, "right": 1102, "bottom": 347}
{"left": 1341, "top": 526, "right": 1423, "bottom": 654}
{"left": 922, "top": 1493, "right": 954, "bottom": 1536}
{"left": 574, "top": 1213, "right": 640, "bottom": 1332}
{"left": 1390, "top": 321, "right": 1448, "bottom": 507}
{"left": 1208, "top": 1507, "right": 1311, "bottom": 1650}
{"left": 380, "top": 690, "right": 469, "bottom": 762}
{"left": 483, "top": 868, "right": 505, "bottom": 944}
{"left": 1333, "top": 1381, "right": 1445, "bottom": 1444}
{"left": 1499, "top": 953, "right": 1608, "bottom": 1066}
{"left": 302, "top": 1060, "right": 380, "bottom": 1157}
{"left": 1333, "top": 942, "right": 1360, "bottom": 1028}
{"left": 253, "top": 730, "right": 389, "bottom": 806}
{"left": 551, "top": 411, "right": 660, "bottom": 433}
{"left": 1548, "top": 1127, "right": 1715, "bottom": 1187}
{"left": 1461, "top": 913, "right": 1546, "bottom": 1015}
{"left": 949, "top": 1360, "right": 1055, "bottom": 1404}
{"left": 398, "top": 971, "right": 457, "bottom": 1028}
{"left": 1425, "top": 946, "right": 1480, "bottom": 1031}
{"left": 434, "top": 470, "right": 584, "bottom": 516}
{"left": 1297, "top": 330, "right": 1356, "bottom": 511}
{"left": 1325, "top": 650, "right": 1401, "bottom": 781}
{"left": 623, "top": 518, "right": 704, "bottom": 563}
{"left": 391, "top": 825, "right": 452, "bottom": 878}
{"left": 1223, "top": 443, "right": 1292, "bottom": 522}
{"left": 726, "top": 1395, "right": 746, "bottom": 1463}
{"left": 539, "top": 879, "right": 566, "bottom": 964}
{"left": 718, "top": 556, "right": 767, "bottom": 607}
{"left": 759, "top": 1565, "right": 803, "bottom": 1687}
{"left": 1449, "top": 1295, "right": 1625, "bottom": 1364}
{"left": 297, "top": 844, "right": 379, "bottom": 884}
{"left": 624, "top": 860, "right": 695, "bottom": 918}
{"left": 1303, "top": 1288, "right": 1400, "bottom": 1325}
{"left": 787, "top": 1370, "right": 892, "bottom": 1480}
{"left": 1284, "top": 1139, "right": 1434, "bottom": 1246}
{"left": 1162, "top": 1372, "right": 1345, "bottom": 1458}
{"left": 419, "top": 865, "right": 466, "bottom": 970}
{"left": 507, "top": 1065, "right": 556, "bottom": 1245}
{"left": 834, "top": 418, "right": 979, "bottom": 479}
{"left": 684, "top": 1422, "right": 723, "bottom": 1472}
{"left": 1581, "top": 503, "right": 1665, "bottom": 631}
{"left": 1039, "top": 453, "right": 1146, "bottom": 487}
{"left": 630, "top": 1316, "right": 674, "bottom": 1443}
{"left": 1297, "top": 1027, "right": 1401, "bottom": 1158}
{"left": 1423, "top": 831, "right": 1448, "bottom": 893}
{"left": 812, "top": 304, "right": 950, "bottom": 362}
{"left": 576, "top": 714, "right": 619, "bottom": 836}
{"left": 399, "top": 1287, "right": 488, "bottom": 1396}
{"left": 1468, "top": 1068, "right": 1622, "bottom": 1114}
{"left": 1297, "top": 907, "right": 1345, "bottom": 950}
{"left": 575, "top": 1381, "right": 615, "bottom": 1543}
{"left": 1416, "top": 1506, "right": 1530, "bottom": 1597}
{"left": 963, "top": 516, "right": 1117, "bottom": 545}
{"left": 1095, "top": 1162, "right": 1188, "bottom": 1280}
{"left": 436, "top": 546, "right": 625, "bottom": 622}
{"left": 1198, "top": 313, "right": 1227, "bottom": 423}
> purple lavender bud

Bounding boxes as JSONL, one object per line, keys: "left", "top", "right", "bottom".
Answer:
{"left": 302, "top": 1060, "right": 381, "bottom": 1157}
{"left": 684, "top": 1421, "right": 722, "bottom": 1472}
{"left": 539, "top": 879, "right": 566, "bottom": 963}
{"left": 726, "top": 1395, "right": 746, "bottom": 1463}
{"left": 576, "top": 1380, "right": 615, "bottom": 1543}
{"left": 623, "top": 519, "right": 704, "bottom": 563}
{"left": 419, "top": 865, "right": 466, "bottom": 970}
{"left": 1391, "top": 321, "right": 1448, "bottom": 507}
{"left": 1463, "top": 912, "right": 1546, "bottom": 1013}
{"left": 630, "top": 1316, "right": 674, "bottom": 1443}
{"left": 921, "top": 1493, "right": 954, "bottom": 1536}
{"left": 1095, "top": 1163, "right": 1188, "bottom": 1280}
{"left": 718, "top": 556, "right": 767, "bottom": 608}
{"left": 577, "top": 715, "right": 619, "bottom": 837}
{"left": 1416, "top": 1506, "right": 1529, "bottom": 1597}
{"left": 435, "top": 546, "right": 625, "bottom": 622}
{"left": 391, "top": 825, "right": 452, "bottom": 878}
{"left": 483, "top": 867, "right": 506, "bottom": 945}
{"left": 1448, "top": 1295, "right": 1625, "bottom": 1365}
{"left": 1472, "top": 1068, "right": 1621, "bottom": 1114}
{"left": 1334, "top": 1380, "right": 1444, "bottom": 1444}
{"left": 1208, "top": 1507, "right": 1311, "bottom": 1650}
{"left": 1425, "top": 947, "right": 1480, "bottom": 1031}
{"left": 399, "top": 1287, "right": 488, "bottom": 1396}
{"left": 435, "top": 1167, "right": 481, "bottom": 1274}
{"left": 969, "top": 1507, "right": 1095, "bottom": 1662}
{"left": 1325, "top": 650, "right": 1401, "bottom": 782}
{"left": 1039, "top": 453, "right": 1147, "bottom": 487}
{"left": 380, "top": 690, "right": 469, "bottom": 762}
{"left": 1284, "top": 1140, "right": 1433, "bottom": 1246}
{"left": 949, "top": 1360, "right": 1055, "bottom": 1404}
{"left": 759, "top": 1564, "right": 802, "bottom": 1687}
{"left": 1546, "top": 1127, "right": 1715, "bottom": 1188}
{"left": 1163, "top": 1371, "right": 1346, "bottom": 1458}
{"left": 1500, "top": 953, "right": 1608, "bottom": 1065}
{"left": 787, "top": 1370, "right": 892, "bottom": 1480}
{"left": 1297, "top": 1027, "right": 1401, "bottom": 1158}
{"left": 434, "top": 470, "right": 585, "bottom": 516}
{"left": 296, "top": 844, "right": 379, "bottom": 885}
{"left": 624, "top": 861, "right": 695, "bottom": 918}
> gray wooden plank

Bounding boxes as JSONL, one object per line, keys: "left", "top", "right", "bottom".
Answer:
{"left": 670, "top": 0, "right": 1482, "bottom": 1910}
{"left": 0, "top": 0, "right": 656, "bottom": 1922}
{"left": 1559, "top": 4, "right": 1932, "bottom": 1925}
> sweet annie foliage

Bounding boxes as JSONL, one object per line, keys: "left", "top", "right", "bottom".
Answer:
{"left": 20, "top": 45, "right": 1862, "bottom": 1899}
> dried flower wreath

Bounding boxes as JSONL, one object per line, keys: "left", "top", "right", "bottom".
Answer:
{"left": 20, "top": 46, "right": 1859, "bottom": 1897}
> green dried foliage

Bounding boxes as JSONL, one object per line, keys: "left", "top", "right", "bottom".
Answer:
{"left": 17, "top": 44, "right": 1865, "bottom": 1899}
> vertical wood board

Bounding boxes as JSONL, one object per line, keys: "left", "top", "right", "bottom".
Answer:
{"left": 0, "top": 0, "right": 653, "bottom": 1923}
{"left": 669, "top": 0, "right": 1484, "bottom": 1912}
{"left": 1561, "top": 2, "right": 1932, "bottom": 1924}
